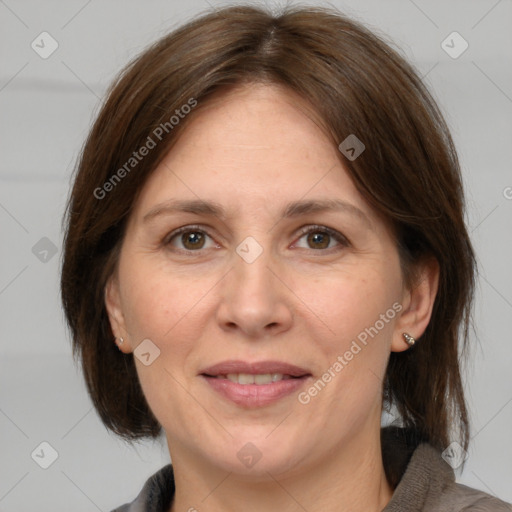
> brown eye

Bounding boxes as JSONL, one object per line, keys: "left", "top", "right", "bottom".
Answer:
{"left": 181, "top": 231, "right": 206, "bottom": 250}
{"left": 306, "top": 231, "right": 330, "bottom": 249}
{"left": 294, "top": 226, "right": 349, "bottom": 252}
{"left": 165, "top": 226, "right": 216, "bottom": 253}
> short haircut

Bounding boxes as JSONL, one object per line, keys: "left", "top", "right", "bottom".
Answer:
{"left": 60, "top": 5, "right": 476, "bottom": 454}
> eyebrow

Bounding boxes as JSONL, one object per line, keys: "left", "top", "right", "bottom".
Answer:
{"left": 142, "top": 198, "right": 373, "bottom": 229}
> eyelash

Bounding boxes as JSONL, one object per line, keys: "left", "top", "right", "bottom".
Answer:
{"left": 162, "top": 224, "right": 350, "bottom": 255}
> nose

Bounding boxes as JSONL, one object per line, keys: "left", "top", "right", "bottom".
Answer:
{"left": 215, "top": 246, "right": 294, "bottom": 338}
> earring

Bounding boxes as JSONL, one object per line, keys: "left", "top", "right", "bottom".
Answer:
{"left": 402, "top": 333, "right": 415, "bottom": 347}
{"left": 116, "top": 337, "right": 124, "bottom": 345}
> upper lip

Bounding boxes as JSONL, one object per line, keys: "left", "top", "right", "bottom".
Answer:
{"left": 201, "top": 360, "right": 311, "bottom": 377}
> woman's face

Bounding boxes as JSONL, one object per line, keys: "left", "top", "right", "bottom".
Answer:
{"left": 106, "top": 83, "right": 424, "bottom": 477}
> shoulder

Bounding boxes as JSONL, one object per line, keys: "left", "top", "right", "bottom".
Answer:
{"left": 442, "top": 482, "right": 512, "bottom": 511}
{"left": 381, "top": 429, "right": 511, "bottom": 512}
{"left": 403, "top": 444, "right": 511, "bottom": 511}
{"left": 110, "top": 464, "right": 175, "bottom": 512}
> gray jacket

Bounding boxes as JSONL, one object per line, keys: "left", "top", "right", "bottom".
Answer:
{"left": 112, "top": 427, "right": 511, "bottom": 511}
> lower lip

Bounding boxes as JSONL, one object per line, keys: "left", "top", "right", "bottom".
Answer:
{"left": 201, "top": 375, "right": 311, "bottom": 407}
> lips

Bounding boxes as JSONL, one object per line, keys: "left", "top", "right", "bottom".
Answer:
{"left": 200, "top": 360, "right": 311, "bottom": 378}
{"left": 200, "top": 360, "right": 312, "bottom": 407}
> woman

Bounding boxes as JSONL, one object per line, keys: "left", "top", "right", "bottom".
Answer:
{"left": 60, "top": 5, "right": 511, "bottom": 512}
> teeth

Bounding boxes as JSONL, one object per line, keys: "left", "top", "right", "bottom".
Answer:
{"left": 222, "top": 373, "right": 286, "bottom": 384}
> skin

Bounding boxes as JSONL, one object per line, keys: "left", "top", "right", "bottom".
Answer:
{"left": 105, "top": 83, "right": 439, "bottom": 512}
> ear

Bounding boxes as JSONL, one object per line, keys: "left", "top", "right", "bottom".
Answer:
{"left": 391, "top": 257, "right": 439, "bottom": 352}
{"left": 105, "top": 273, "right": 132, "bottom": 353}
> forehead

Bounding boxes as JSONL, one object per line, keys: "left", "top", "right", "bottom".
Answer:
{"left": 129, "top": 83, "right": 374, "bottom": 226}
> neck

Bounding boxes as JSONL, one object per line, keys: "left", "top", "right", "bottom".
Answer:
{"left": 168, "top": 426, "right": 394, "bottom": 512}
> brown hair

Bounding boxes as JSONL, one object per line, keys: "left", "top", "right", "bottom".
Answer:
{"left": 61, "top": 4, "right": 476, "bottom": 457}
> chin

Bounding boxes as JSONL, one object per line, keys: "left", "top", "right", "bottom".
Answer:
{"left": 206, "top": 432, "right": 307, "bottom": 479}
{"left": 216, "top": 452, "right": 301, "bottom": 481}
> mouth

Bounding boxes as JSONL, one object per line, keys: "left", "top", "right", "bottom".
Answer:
{"left": 204, "top": 373, "right": 302, "bottom": 385}
{"left": 200, "top": 359, "right": 311, "bottom": 378}
{"left": 200, "top": 360, "right": 312, "bottom": 407}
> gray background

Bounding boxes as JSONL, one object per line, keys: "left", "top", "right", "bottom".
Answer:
{"left": 1, "top": 0, "right": 511, "bottom": 510}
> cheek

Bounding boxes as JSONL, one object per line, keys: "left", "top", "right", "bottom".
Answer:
{"left": 300, "top": 264, "right": 400, "bottom": 344}
{"left": 122, "top": 277, "right": 170, "bottom": 341}
{"left": 300, "top": 269, "right": 399, "bottom": 405}
{"left": 121, "top": 267, "right": 205, "bottom": 425}
{"left": 120, "top": 259, "right": 220, "bottom": 394}
{"left": 297, "top": 262, "right": 401, "bottom": 412}
{"left": 121, "top": 257, "right": 200, "bottom": 341}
